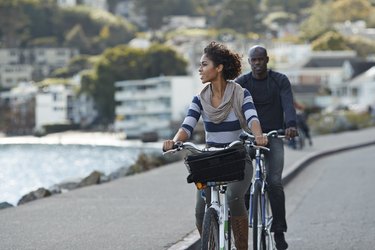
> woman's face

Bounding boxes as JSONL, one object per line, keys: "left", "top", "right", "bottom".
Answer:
{"left": 199, "top": 54, "right": 220, "bottom": 84}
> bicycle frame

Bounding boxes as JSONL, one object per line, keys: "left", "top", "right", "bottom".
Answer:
{"left": 249, "top": 146, "right": 274, "bottom": 250}
{"left": 243, "top": 130, "right": 284, "bottom": 250}
{"left": 203, "top": 184, "right": 231, "bottom": 249}
{"left": 163, "top": 141, "right": 244, "bottom": 250}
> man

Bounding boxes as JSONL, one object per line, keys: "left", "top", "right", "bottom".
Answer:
{"left": 235, "top": 45, "right": 297, "bottom": 250}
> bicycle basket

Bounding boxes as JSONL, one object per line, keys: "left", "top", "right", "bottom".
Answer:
{"left": 184, "top": 144, "right": 246, "bottom": 184}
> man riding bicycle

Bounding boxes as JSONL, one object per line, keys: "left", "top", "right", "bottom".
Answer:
{"left": 236, "top": 45, "right": 297, "bottom": 250}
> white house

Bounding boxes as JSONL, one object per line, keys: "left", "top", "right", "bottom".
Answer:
{"left": 35, "top": 85, "right": 74, "bottom": 131}
{"left": 114, "top": 75, "right": 201, "bottom": 139}
{"left": 35, "top": 81, "right": 97, "bottom": 132}
{"left": 344, "top": 66, "right": 375, "bottom": 112}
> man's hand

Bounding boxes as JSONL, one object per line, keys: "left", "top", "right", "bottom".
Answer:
{"left": 285, "top": 127, "right": 298, "bottom": 139}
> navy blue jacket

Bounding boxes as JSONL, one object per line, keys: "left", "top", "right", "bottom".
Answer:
{"left": 235, "top": 70, "right": 297, "bottom": 132}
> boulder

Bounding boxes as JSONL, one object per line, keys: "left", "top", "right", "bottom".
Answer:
{"left": 17, "top": 187, "right": 51, "bottom": 205}
{"left": 77, "top": 171, "right": 103, "bottom": 188}
{"left": 0, "top": 202, "right": 14, "bottom": 210}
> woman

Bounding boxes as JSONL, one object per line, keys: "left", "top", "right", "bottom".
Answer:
{"left": 162, "top": 41, "right": 267, "bottom": 249}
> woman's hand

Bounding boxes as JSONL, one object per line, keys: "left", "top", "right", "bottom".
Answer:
{"left": 162, "top": 140, "right": 175, "bottom": 152}
{"left": 255, "top": 135, "right": 268, "bottom": 146}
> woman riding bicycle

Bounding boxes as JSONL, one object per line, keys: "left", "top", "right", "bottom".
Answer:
{"left": 162, "top": 41, "right": 268, "bottom": 249}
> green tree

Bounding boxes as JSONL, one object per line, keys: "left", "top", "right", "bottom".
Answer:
{"left": 345, "top": 36, "right": 375, "bottom": 58}
{"left": 0, "top": 0, "right": 30, "bottom": 47}
{"left": 299, "top": 1, "right": 333, "bottom": 42}
{"left": 133, "top": 0, "right": 199, "bottom": 30}
{"left": 144, "top": 44, "right": 187, "bottom": 76}
{"left": 217, "top": 0, "right": 261, "bottom": 33}
{"left": 89, "top": 44, "right": 187, "bottom": 123}
{"left": 311, "top": 31, "right": 350, "bottom": 51}
{"left": 64, "top": 24, "right": 91, "bottom": 53}
{"left": 331, "top": 0, "right": 371, "bottom": 22}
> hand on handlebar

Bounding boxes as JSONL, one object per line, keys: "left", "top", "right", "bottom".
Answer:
{"left": 162, "top": 139, "right": 175, "bottom": 152}
{"left": 285, "top": 127, "right": 298, "bottom": 139}
{"left": 255, "top": 134, "right": 268, "bottom": 146}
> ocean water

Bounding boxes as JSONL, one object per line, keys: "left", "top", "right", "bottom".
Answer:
{"left": 0, "top": 143, "right": 158, "bottom": 206}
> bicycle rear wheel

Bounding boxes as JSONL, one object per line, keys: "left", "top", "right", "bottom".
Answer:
{"left": 252, "top": 182, "right": 266, "bottom": 250}
{"left": 202, "top": 207, "right": 220, "bottom": 250}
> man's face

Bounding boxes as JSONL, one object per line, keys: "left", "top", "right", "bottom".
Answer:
{"left": 248, "top": 49, "right": 268, "bottom": 75}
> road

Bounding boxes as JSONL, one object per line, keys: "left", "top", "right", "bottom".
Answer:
{"left": 284, "top": 145, "right": 375, "bottom": 249}
{"left": 0, "top": 127, "right": 374, "bottom": 250}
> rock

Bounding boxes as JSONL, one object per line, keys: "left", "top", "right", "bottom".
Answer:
{"left": 17, "top": 187, "right": 51, "bottom": 205}
{"left": 0, "top": 202, "right": 14, "bottom": 210}
{"left": 77, "top": 171, "right": 103, "bottom": 188}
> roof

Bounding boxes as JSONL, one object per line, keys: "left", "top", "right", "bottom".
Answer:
{"left": 302, "top": 50, "right": 358, "bottom": 68}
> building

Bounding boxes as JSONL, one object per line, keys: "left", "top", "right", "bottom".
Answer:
{"left": 344, "top": 66, "right": 375, "bottom": 112}
{"left": 0, "top": 48, "right": 79, "bottom": 89}
{"left": 0, "top": 65, "right": 33, "bottom": 89}
{"left": 35, "top": 79, "right": 97, "bottom": 132}
{"left": 114, "top": 75, "right": 200, "bottom": 139}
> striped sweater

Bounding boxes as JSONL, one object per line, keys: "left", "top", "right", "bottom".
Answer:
{"left": 181, "top": 88, "right": 259, "bottom": 147}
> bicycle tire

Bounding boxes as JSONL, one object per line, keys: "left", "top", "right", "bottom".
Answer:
{"left": 252, "top": 182, "right": 266, "bottom": 250}
{"left": 202, "top": 207, "right": 220, "bottom": 250}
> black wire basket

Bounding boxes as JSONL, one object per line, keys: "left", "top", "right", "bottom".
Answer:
{"left": 184, "top": 144, "right": 246, "bottom": 184}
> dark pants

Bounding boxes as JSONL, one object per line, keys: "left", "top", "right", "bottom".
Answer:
{"left": 263, "top": 137, "right": 287, "bottom": 232}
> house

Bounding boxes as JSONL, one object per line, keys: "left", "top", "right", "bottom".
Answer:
{"left": 114, "top": 75, "right": 201, "bottom": 139}
{"left": 0, "top": 48, "right": 79, "bottom": 88}
{"left": 34, "top": 77, "right": 97, "bottom": 132}
{"left": 343, "top": 66, "right": 375, "bottom": 112}
{"left": 0, "top": 65, "right": 33, "bottom": 89}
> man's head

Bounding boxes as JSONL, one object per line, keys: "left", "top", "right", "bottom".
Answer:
{"left": 248, "top": 45, "right": 269, "bottom": 79}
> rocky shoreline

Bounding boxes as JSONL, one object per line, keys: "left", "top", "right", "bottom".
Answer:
{"left": 0, "top": 132, "right": 183, "bottom": 210}
{"left": 0, "top": 150, "right": 183, "bottom": 210}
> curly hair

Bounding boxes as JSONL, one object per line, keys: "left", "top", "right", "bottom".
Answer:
{"left": 203, "top": 41, "right": 242, "bottom": 80}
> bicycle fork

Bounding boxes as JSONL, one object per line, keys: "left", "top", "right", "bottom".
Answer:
{"left": 207, "top": 185, "right": 230, "bottom": 249}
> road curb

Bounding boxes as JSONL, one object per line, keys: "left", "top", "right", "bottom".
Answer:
{"left": 171, "top": 139, "right": 375, "bottom": 250}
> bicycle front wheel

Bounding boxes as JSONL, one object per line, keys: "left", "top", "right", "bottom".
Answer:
{"left": 202, "top": 207, "right": 220, "bottom": 250}
{"left": 252, "top": 182, "right": 266, "bottom": 250}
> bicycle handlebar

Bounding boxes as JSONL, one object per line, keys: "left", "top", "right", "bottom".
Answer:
{"left": 163, "top": 129, "right": 286, "bottom": 155}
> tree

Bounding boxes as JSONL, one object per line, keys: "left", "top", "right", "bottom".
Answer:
{"left": 299, "top": 1, "right": 334, "bottom": 42}
{"left": 64, "top": 24, "right": 91, "bottom": 53}
{"left": 216, "top": 0, "right": 261, "bottom": 33}
{"left": 89, "top": 44, "right": 187, "bottom": 123}
{"left": 311, "top": 31, "right": 350, "bottom": 51}
{"left": 331, "top": 0, "right": 371, "bottom": 22}
{"left": 144, "top": 44, "right": 187, "bottom": 77}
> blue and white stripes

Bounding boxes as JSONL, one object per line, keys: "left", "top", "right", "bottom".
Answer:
{"left": 181, "top": 89, "right": 259, "bottom": 147}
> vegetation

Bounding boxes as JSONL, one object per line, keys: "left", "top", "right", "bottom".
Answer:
{"left": 1, "top": 0, "right": 375, "bottom": 128}
{"left": 81, "top": 44, "right": 188, "bottom": 124}
{"left": 0, "top": 0, "right": 136, "bottom": 54}
{"left": 308, "top": 110, "right": 374, "bottom": 135}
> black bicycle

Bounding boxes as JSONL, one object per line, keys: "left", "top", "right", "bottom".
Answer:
{"left": 240, "top": 130, "right": 285, "bottom": 250}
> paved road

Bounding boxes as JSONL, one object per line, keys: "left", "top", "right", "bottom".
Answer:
{"left": 285, "top": 145, "right": 375, "bottom": 249}
{"left": 0, "top": 127, "right": 375, "bottom": 250}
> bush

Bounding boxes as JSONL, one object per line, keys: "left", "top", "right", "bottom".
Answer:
{"left": 308, "top": 110, "right": 373, "bottom": 135}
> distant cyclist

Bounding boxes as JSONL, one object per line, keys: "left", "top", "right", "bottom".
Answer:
{"left": 295, "top": 101, "right": 313, "bottom": 146}
{"left": 236, "top": 45, "right": 297, "bottom": 250}
{"left": 163, "top": 41, "right": 267, "bottom": 250}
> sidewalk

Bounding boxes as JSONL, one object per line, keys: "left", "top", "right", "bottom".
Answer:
{"left": 1, "top": 127, "right": 374, "bottom": 250}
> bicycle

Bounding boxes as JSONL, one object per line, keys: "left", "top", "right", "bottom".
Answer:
{"left": 163, "top": 140, "right": 247, "bottom": 250}
{"left": 240, "top": 130, "right": 285, "bottom": 250}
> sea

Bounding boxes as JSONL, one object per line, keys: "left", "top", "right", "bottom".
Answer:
{"left": 0, "top": 141, "right": 160, "bottom": 206}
